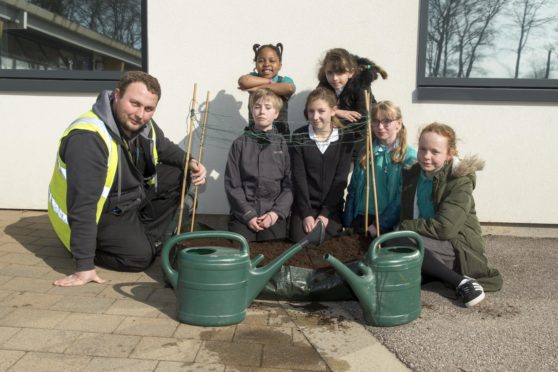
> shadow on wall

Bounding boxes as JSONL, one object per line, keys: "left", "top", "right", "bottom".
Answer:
{"left": 176, "top": 89, "right": 248, "bottom": 214}
{"left": 288, "top": 89, "right": 311, "bottom": 132}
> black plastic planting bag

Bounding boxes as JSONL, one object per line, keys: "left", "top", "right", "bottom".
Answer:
{"left": 258, "top": 260, "right": 361, "bottom": 301}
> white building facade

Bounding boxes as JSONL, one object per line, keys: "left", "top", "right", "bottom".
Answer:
{"left": 1, "top": 0, "right": 557, "bottom": 224}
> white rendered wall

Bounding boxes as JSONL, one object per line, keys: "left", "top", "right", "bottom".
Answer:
{"left": 1, "top": 0, "right": 557, "bottom": 224}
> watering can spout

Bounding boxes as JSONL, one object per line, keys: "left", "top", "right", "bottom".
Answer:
{"left": 246, "top": 221, "right": 325, "bottom": 305}
{"left": 323, "top": 254, "right": 377, "bottom": 324}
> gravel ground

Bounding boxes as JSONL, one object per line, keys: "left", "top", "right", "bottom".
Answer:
{"left": 342, "top": 235, "right": 558, "bottom": 372}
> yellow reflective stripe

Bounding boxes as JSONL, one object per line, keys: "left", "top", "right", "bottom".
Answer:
{"left": 150, "top": 122, "right": 159, "bottom": 164}
{"left": 48, "top": 189, "right": 68, "bottom": 225}
{"left": 101, "top": 186, "right": 111, "bottom": 198}
{"left": 57, "top": 159, "right": 67, "bottom": 180}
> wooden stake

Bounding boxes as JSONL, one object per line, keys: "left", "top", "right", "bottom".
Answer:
{"left": 177, "top": 83, "right": 197, "bottom": 235}
{"left": 190, "top": 91, "right": 210, "bottom": 232}
{"left": 364, "top": 91, "right": 381, "bottom": 238}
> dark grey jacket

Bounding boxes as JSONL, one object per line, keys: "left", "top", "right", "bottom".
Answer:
{"left": 224, "top": 128, "right": 293, "bottom": 224}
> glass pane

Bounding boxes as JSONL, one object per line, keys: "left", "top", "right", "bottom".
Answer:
{"left": 425, "top": 0, "right": 558, "bottom": 79}
{"left": 0, "top": 0, "right": 142, "bottom": 72}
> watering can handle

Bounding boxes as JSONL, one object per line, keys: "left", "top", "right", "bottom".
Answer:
{"left": 370, "top": 230, "right": 424, "bottom": 261}
{"left": 160, "top": 230, "right": 250, "bottom": 288}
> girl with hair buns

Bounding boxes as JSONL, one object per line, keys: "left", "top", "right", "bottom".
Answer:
{"left": 343, "top": 100, "right": 416, "bottom": 235}
{"left": 238, "top": 43, "right": 296, "bottom": 136}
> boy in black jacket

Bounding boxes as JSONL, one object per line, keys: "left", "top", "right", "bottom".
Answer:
{"left": 224, "top": 88, "right": 292, "bottom": 241}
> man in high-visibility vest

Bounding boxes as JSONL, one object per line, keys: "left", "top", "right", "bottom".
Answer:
{"left": 48, "top": 71, "right": 207, "bottom": 287}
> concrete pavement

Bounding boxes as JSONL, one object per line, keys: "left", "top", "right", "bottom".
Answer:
{"left": 0, "top": 210, "right": 407, "bottom": 371}
{"left": 2, "top": 210, "right": 556, "bottom": 371}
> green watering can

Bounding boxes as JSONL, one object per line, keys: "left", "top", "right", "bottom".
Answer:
{"left": 161, "top": 222, "right": 325, "bottom": 327}
{"left": 324, "top": 230, "right": 424, "bottom": 327}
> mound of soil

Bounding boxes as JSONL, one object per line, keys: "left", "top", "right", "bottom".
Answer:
{"left": 177, "top": 233, "right": 372, "bottom": 269}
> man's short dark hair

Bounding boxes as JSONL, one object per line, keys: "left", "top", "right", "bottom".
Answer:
{"left": 117, "top": 71, "right": 161, "bottom": 100}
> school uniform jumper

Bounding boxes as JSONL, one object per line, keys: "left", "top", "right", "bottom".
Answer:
{"left": 289, "top": 125, "right": 354, "bottom": 241}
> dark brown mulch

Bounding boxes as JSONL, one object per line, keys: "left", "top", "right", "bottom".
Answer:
{"left": 177, "top": 233, "right": 372, "bottom": 269}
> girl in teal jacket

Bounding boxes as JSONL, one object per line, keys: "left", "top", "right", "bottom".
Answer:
{"left": 343, "top": 101, "right": 416, "bottom": 235}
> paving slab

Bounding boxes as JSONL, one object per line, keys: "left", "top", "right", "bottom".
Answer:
{"left": 54, "top": 313, "right": 125, "bottom": 333}
{"left": 0, "top": 263, "right": 53, "bottom": 278}
{"left": 0, "top": 327, "right": 20, "bottom": 344}
{"left": 156, "top": 361, "right": 226, "bottom": 371}
{"left": 1, "top": 328, "right": 81, "bottom": 353}
{"left": 8, "top": 351, "right": 91, "bottom": 372}
{"left": 195, "top": 340, "right": 262, "bottom": 367}
{"left": 86, "top": 356, "right": 159, "bottom": 371}
{"left": 0, "top": 308, "right": 69, "bottom": 329}
{"left": 283, "top": 302, "right": 409, "bottom": 372}
{"left": 130, "top": 336, "right": 201, "bottom": 362}
{"left": 262, "top": 343, "right": 328, "bottom": 371}
{"left": 174, "top": 324, "right": 236, "bottom": 341}
{"left": 0, "top": 277, "right": 54, "bottom": 293}
{"left": 114, "top": 316, "right": 179, "bottom": 337}
{"left": 0, "top": 349, "right": 25, "bottom": 371}
{"left": 2, "top": 292, "right": 63, "bottom": 310}
{"left": 64, "top": 332, "right": 141, "bottom": 358}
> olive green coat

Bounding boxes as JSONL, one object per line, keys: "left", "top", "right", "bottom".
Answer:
{"left": 399, "top": 156, "right": 502, "bottom": 291}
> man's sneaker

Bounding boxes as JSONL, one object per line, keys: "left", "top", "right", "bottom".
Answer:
{"left": 456, "top": 276, "right": 485, "bottom": 307}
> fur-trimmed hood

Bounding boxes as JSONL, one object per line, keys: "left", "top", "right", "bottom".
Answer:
{"left": 451, "top": 155, "right": 485, "bottom": 178}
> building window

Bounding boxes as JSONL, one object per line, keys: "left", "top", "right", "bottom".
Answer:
{"left": 416, "top": 0, "right": 558, "bottom": 102}
{"left": 0, "top": 0, "right": 146, "bottom": 92}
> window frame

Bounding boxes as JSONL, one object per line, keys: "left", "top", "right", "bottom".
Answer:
{"left": 416, "top": 0, "right": 558, "bottom": 102}
{"left": 0, "top": 0, "right": 148, "bottom": 93}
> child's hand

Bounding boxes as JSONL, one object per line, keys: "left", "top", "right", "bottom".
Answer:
{"left": 316, "top": 215, "right": 329, "bottom": 228}
{"left": 367, "top": 223, "right": 377, "bottom": 237}
{"left": 248, "top": 217, "right": 263, "bottom": 232}
{"left": 303, "top": 216, "right": 316, "bottom": 234}
{"left": 256, "top": 212, "right": 278, "bottom": 230}
{"left": 336, "top": 110, "right": 362, "bottom": 123}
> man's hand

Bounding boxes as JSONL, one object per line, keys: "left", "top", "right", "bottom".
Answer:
{"left": 189, "top": 159, "right": 207, "bottom": 186}
{"left": 53, "top": 269, "right": 107, "bottom": 287}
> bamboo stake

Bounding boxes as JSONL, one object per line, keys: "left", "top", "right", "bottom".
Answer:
{"left": 364, "top": 91, "right": 381, "bottom": 238}
{"left": 176, "top": 83, "right": 197, "bottom": 235}
{"left": 190, "top": 91, "right": 211, "bottom": 232}
{"left": 364, "top": 104, "right": 370, "bottom": 235}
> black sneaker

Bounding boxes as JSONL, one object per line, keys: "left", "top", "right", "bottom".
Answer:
{"left": 456, "top": 276, "right": 485, "bottom": 307}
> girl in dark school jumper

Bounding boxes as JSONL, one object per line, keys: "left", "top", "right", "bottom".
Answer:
{"left": 289, "top": 87, "right": 354, "bottom": 242}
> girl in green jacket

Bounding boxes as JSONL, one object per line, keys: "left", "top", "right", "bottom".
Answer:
{"left": 399, "top": 123, "right": 502, "bottom": 307}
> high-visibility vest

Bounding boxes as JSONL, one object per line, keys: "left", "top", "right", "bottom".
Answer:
{"left": 47, "top": 111, "right": 158, "bottom": 250}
